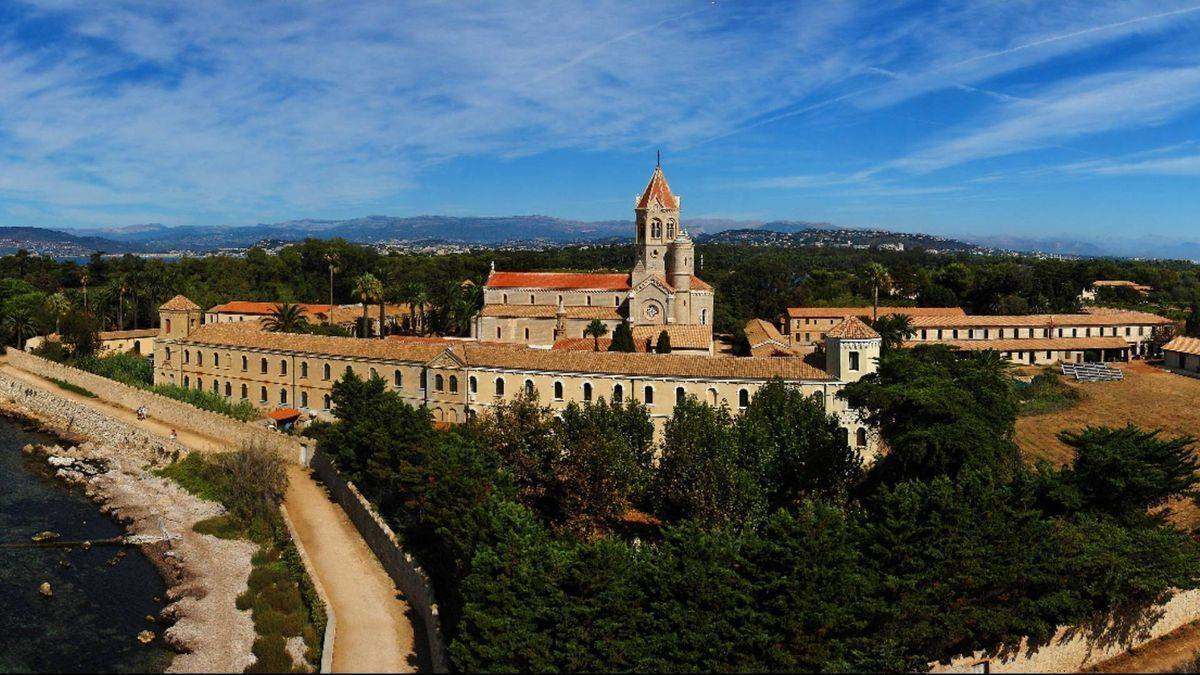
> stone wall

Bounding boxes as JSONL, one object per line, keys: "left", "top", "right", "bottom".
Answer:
{"left": 934, "top": 589, "right": 1200, "bottom": 672}
{"left": 0, "top": 367, "right": 189, "bottom": 457}
{"left": 309, "top": 448, "right": 449, "bottom": 671}
{"left": 6, "top": 348, "right": 307, "bottom": 463}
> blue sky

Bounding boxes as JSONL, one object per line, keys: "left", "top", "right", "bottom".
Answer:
{"left": 2, "top": 1, "right": 1199, "bottom": 240}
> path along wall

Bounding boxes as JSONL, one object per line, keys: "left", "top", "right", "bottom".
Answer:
{"left": 934, "top": 589, "right": 1200, "bottom": 671}
{"left": 309, "top": 448, "right": 450, "bottom": 671}
{"left": 5, "top": 348, "right": 306, "bottom": 462}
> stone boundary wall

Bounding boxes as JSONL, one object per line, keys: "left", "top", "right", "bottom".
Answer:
{"left": 281, "top": 504, "right": 336, "bottom": 674}
{"left": 309, "top": 448, "right": 449, "bottom": 672}
{"left": 0, "top": 367, "right": 190, "bottom": 457}
{"left": 934, "top": 589, "right": 1200, "bottom": 672}
{"left": 6, "top": 348, "right": 306, "bottom": 463}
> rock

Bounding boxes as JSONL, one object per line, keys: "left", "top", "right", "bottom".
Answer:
{"left": 81, "top": 540, "right": 91, "bottom": 550}
{"left": 145, "top": 615, "right": 156, "bottom": 623}
{"left": 31, "top": 530, "right": 60, "bottom": 542}
{"left": 58, "top": 559, "right": 71, "bottom": 569}
{"left": 21, "top": 443, "right": 34, "bottom": 455}
{"left": 47, "top": 455, "right": 75, "bottom": 467}
{"left": 39, "top": 582, "right": 53, "bottom": 597}
{"left": 137, "top": 630, "right": 155, "bottom": 645}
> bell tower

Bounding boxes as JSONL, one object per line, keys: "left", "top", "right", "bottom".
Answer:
{"left": 632, "top": 161, "right": 680, "bottom": 285}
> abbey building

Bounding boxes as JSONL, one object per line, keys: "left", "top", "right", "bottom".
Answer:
{"left": 473, "top": 164, "right": 715, "bottom": 353}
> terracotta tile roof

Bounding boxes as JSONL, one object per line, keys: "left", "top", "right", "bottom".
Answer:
{"left": 174, "top": 321, "right": 450, "bottom": 362}
{"left": 485, "top": 271, "right": 631, "bottom": 290}
{"left": 458, "top": 343, "right": 830, "bottom": 381}
{"left": 743, "top": 319, "right": 795, "bottom": 357}
{"left": 553, "top": 337, "right": 617, "bottom": 352}
{"left": 825, "top": 316, "right": 880, "bottom": 340}
{"left": 174, "top": 320, "right": 829, "bottom": 381}
{"left": 636, "top": 165, "right": 679, "bottom": 209}
{"left": 99, "top": 328, "right": 158, "bottom": 339}
{"left": 480, "top": 304, "right": 623, "bottom": 320}
{"left": 632, "top": 324, "right": 712, "bottom": 350}
{"left": 785, "top": 306, "right": 964, "bottom": 319}
{"left": 1164, "top": 336, "right": 1200, "bottom": 357}
{"left": 160, "top": 295, "right": 200, "bottom": 311}
{"left": 907, "top": 337, "right": 1132, "bottom": 352}
{"left": 688, "top": 276, "right": 712, "bottom": 291}
{"left": 907, "top": 312, "right": 1172, "bottom": 329}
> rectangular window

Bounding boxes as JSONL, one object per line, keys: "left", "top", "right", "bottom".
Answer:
{"left": 849, "top": 351, "right": 860, "bottom": 371}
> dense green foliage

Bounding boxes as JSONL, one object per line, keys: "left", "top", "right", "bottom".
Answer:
{"left": 74, "top": 352, "right": 154, "bottom": 387}
{"left": 150, "top": 383, "right": 260, "bottom": 421}
{"left": 47, "top": 377, "right": 96, "bottom": 398}
{"left": 156, "top": 446, "right": 324, "bottom": 672}
{"left": 309, "top": 355, "right": 1200, "bottom": 671}
{"left": 1014, "top": 369, "right": 1082, "bottom": 416}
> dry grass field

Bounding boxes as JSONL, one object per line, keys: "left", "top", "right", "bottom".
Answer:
{"left": 1016, "top": 361, "right": 1200, "bottom": 528}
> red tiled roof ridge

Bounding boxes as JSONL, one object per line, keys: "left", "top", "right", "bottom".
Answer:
{"left": 825, "top": 316, "right": 881, "bottom": 340}
{"left": 485, "top": 271, "right": 631, "bottom": 290}
{"left": 160, "top": 295, "right": 201, "bottom": 311}
{"left": 636, "top": 165, "right": 678, "bottom": 210}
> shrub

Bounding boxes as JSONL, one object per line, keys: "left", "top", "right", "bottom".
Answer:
{"left": 214, "top": 442, "right": 289, "bottom": 523}
{"left": 47, "top": 377, "right": 96, "bottom": 398}
{"left": 150, "top": 383, "right": 260, "bottom": 421}
{"left": 192, "top": 514, "right": 244, "bottom": 540}
{"left": 74, "top": 352, "right": 153, "bottom": 387}
{"left": 246, "top": 634, "right": 293, "bottom": 674}
{"left": 30, "top": 339, "right": 68, "bottom": 362}
{"left": 1015, "top": 370, "right": 1082, "bottom": 416}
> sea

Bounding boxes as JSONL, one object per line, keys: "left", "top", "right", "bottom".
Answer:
{"left": 0, "top": 416, "right": 172, "bottom": 673}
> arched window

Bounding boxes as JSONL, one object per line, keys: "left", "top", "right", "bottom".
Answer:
{"left": 583, "top": 382, "right": 592, "bottom": 402}
{"left": 420, "top": 370, "right": 427, "bottom": 390}
{"left": 280, "top": 388, "right": 288, "bottom": 404}
{"left": 301, "top": 391, "right": 309, "bottom": 408}
{"left": 260, "top": 358, "right": 268, "bottom": 374}
{"left": 495, "top": 377, "right": 505, "bottom": 396}
{"left": 502, "top": 293, "right": 508, "bottom": 304}
{"left": 165, "top": 318, "right": 172, "bottom": 333}
{"left": 708, "top": 387, "right": 718, "bottom": 406}
{"left": 323, "top": 363, "right": 331, "bottom": 380}
{"left": 613, "top": 383, "right": 624, "bottom": 403}
{"left": 213, "top": 380, "right": 220, "bottom": 393}
{"left": 524, "top": 327, "right": 530, "bottom": 341}
{"left": 394, "top": 370, "right": 403, "bottom": 388}
{"left": 184, "top": 350, "right": 190, "bottom": 364}
{"left": 856, "top": 428, "right": 867, "bottom": 448}
{"left": 241, "top": 355, "right": 248, "bottom": 371}
{"left": 165, "top": 347, "right": 172, "bottom": 361}
{"left": 700, "top": 309, "right": 707, "bottom": 325}
{"left": 666, "top": 220, "right": 676, "bottom": 239}
{"left": 301, "top": 362, "right": 308, "bottom": 378}
{"left": 553, "top": 381, "right": 564, "bottom": 400}
{"left": 469, "top": 376, "right": 477, "bottom": 394}
{"left": 369, "top": 367, "right": 378, "bottom": 380}
{"left": 496, "top": 326, "right": 502, "bottom": 339}
{"left": 529, "top": 294, "right": 535, "bottom": 304}
{"left": 676, "top": 386, "right": 686, "bottom": 406}
{"left": 197, "top": 352, "right": 203, "bottom": 366}
{"left": 260, "top": 386, "right": 267, "bottom": 402}
{"left": 323, "top": 394, "right": 331, "bottom": 410}
{"left": 280, "top": 359, "right": 288, "bottom": 375}
{"left": 241, "top": 383, "right": 248, "bottom": 399}
{"left": 643, "top": 385, "right": 654, "bottom": 405}
{"left": 449, "top": 376, "right": 458, "bottom": 393}
{"left": 435, "top": 374, "right": 444, "bottom": 391}
{"left": 524, "top": 379, "right": 534, "bottom": 396}
{"left": 196, "top": 378, "right": 203, "bottom": 390}
{"left": 183, "top": 375, "right": 190, "bottom": 388}
{"left": 738, "top": 388, "right": 750, "bottom": 408}
{"left": 650, "top": 219, "right": 662, "bottom": 239}
{"left": 213, "top": 352, "right": 219, "bottom": 367}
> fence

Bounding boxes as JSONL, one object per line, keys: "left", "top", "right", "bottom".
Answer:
{"left": 309, "top": 448, "right": 449, "bottom": 671}
{"left": 5, "top": 348, "right": 306, "bottom": 462}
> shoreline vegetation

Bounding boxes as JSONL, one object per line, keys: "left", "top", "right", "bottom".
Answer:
{"left": 0, "top": 386, "right": 320, "bottom": 672}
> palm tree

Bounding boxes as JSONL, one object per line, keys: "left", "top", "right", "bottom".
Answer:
{"left": 80, "top": 269, "right": 90, "bottom": 311}
{"left": 584, "top": 319, "right": 609, "bottom": 351}
{"left": 871, "top": 313, "right": 914, "bottom": 353}
{"left": 44, "top": 292, "right": 71, "bottom": 335}
{"left": 5, "top": 311, "right": 37, "bottom": 350}
{"left": 863, "top": 262, "right": 892, "bottom": 322}
{"left": 410, "top": 284, "right": 430, "bottom": 336}
{"left": 263, "top": 303, "right": 309, "bottom": 333}
{"left": 114, "top": 275, "right": 128, "bottom": 331}
{"left": 351, "top": 273, "right": 383, "bottom": 338}
{"left": 324, "top": 253, "right": 340, "bottom": 326}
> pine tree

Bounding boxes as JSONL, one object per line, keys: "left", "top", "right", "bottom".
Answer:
{"left": 608, "top": 322, "right": 636, "bottom": 352}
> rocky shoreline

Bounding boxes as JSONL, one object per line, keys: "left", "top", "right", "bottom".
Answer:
{"left": 1, "top": 402, "right": 258, "bottom": 673}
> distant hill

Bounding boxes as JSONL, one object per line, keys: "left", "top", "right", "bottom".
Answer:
{"left": 0, "top": 227, "right": 139, "bottom": 256}
{"left": 697, "top": 227, "right": 983, "bottom": 253}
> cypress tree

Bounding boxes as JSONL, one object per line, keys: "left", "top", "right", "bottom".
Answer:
{"left": 655, "top": 329, "right": 672, "bottom": 354}
{"left": 609, "top": 322, "right": 636, "bottom": 352}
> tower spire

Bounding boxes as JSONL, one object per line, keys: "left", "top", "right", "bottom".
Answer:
{"left": 656, "top": 149, "right": 661, "bottom": 167}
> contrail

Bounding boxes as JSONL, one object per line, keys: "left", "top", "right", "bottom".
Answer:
{"left": 953, "top": 4, "right": 1200, "bottom": 67}
{"left": 525, "top": 7, "right": 709, "bottom": 86}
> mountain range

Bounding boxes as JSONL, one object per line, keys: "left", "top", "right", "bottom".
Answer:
{"left": 0, "top": 215, "right": 1194, "bottom": 261}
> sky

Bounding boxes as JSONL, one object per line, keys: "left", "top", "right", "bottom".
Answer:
{"left": 1, "top": 0, "right": 1199, "bottom": 240}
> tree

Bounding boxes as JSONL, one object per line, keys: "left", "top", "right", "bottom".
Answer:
{"left": 655, "top": 329, "right": 672, "bottom": 354}
{"left": 731, "top": 327, "right": 751, "bottom": 356}
{"left": 324, "top": 252, "right": 340, "bottom": 325}
{"left": 1186, "top": 303, "right": 1200, "bottom": 338}
{"left": 870, "top": 313, "right": 913, "bottom": 353}
{"left": 862, "top": 262, "right": 891, "bottom": 322}
{"left": 474, "top": 392, "right": 562, "bottom": 518}
{"left": 651, "top": 396, "right": 764, "bottom": 528}
{"left": 737, "top": 380, "right": 862, "bottom": 506}
{"left": 608, "top": 322, "right": 635, "bottom": 353}
{"left": 583, "top": 319, "right": 609, "bottom": 351}
{"left": 3, "top": 311, "right": 37, "bottom": 349}
{"left": 263, "top": 302, "right": 309, "bottom": 333}
{"left": 352, "top": 273, "right": 383, "bottom": 338}
{"left": 59, "top": 310, "right": 101, "bottom": 357}
{"left": 1056, "top": 425, "right": 1200, "bottom": 524}
{"left": 840, "top": 345, "right": 1020, "bottom": 485}
{"left": 44, "top": 292, "right": 71, "bottom": 335}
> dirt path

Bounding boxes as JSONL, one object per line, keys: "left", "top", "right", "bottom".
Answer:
{"left": 1090, "top": 619, "right": 1200, "bottom": 672}
{"left": 0, "top": 361, "right": 421, "bottom": 673}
